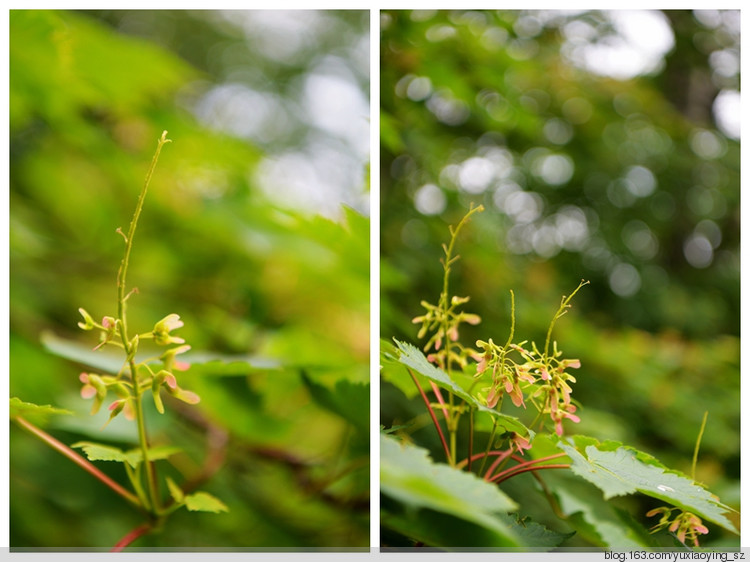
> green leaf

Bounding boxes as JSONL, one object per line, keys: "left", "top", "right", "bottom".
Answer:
{"left": 41, "top": 331, "right": 124, "bottom": 374}
{"left": 72, "top": 441, "right": 135, "bottom": 466}
{"left": 392, "top": 339, "right": 530, "bottom": 436}
{"left": 380, "top": 433, "right": 520, "bottom": 547}
{"left": 184, "top": 491, "right": 229, "bottom": 513}
{"left": 10, "top": 397, "right": 74, "bottom": 422}
{"left": 530, "top": 434, "right": 656, "bottom": 548}
{"left": 166, "top": 476, "right": 185, "bottom": 504}
{"left": 559, "top": 435, "right": 737, "bottom": 534}
{"left": 72, "top": 441, "right": 181, "bottom": 468}
{"left": 301, "top": 372, "right": 369, "bottom": 434}
{"left": 499, "top": 514, "right": 576, "bottom": 549}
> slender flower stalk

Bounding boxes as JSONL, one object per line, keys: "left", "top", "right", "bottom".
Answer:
{"left": 115, "top": 131, "right": 172, "bottom": 516}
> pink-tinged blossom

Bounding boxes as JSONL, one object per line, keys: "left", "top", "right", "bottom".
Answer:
{"left": 161, "top": 345, "right": 191, "bottom": 372}
{"left": 165, "top": 373, "right": 178, "bottom": 389}
{"left": 486, "top": 386, "right": 500, "bottom": 408}
{"left": 153, "top": 313, "right": 186, "bottom": 346}
{"left": 562, "top": 359, "right": 581, "bottom": 369}
{"left": 551, "top": 403, "right": 580, "bottom": 436}
{"left": 79, "top": 373, "right": 97, "bottom": 399}
{"left": 509, "top": 432, "right": 532, "bottom": 455}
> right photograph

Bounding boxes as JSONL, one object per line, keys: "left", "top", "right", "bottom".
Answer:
{"left": 380, "top": 10, "right": 739, "bottom": 551}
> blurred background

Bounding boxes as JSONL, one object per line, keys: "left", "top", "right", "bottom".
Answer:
{"left": 380, "top": 9, "right": 739, "bottom": 546}
{"left": 10, "top": 9, "right": 369, "bottom": 548}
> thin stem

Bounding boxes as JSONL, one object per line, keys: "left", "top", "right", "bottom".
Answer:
{"left": 691, "top": 411, "right": 709, "bottom": 481}
{"left": 484, "top": 448, "right": 514, "bottom": 481}
{"left": 408, "top": 369, "right": 451, "bottom": 463}
{"left": 467, "top": 408, "right": 474, "bottom": 472}
{"left": 544, "top": 279, "right": 588, "bottom": 357}
{"left": 115, "top": 130, "right": 171, "bottom": 516}
{"left": 14, "top": 416, "right": 141, "bottom": 508}
{"left": 490, "top": 453, "right": 569, "bottom": 483}
{"left": 503, "top": 290, "right": 516, "bottom": 349}
{"left": 111, "top": 522, "right": 154, "bottom": 552}
{"left": 438, "top": 204, "right": 484, "bottom": 466}
{"left": 456, "top": 449, "right": 507, "bottom": 470}
{"left": 429, "top": 381, "right": 449, "bottom": 422}
{"left": 477, "top": 420, "right": 499, "bottom": 476}
{"left": 491, "top": 463, "right": 570, "bottom": 484}
{"left": 116, "top": 130, "right": 172, "bottom": 320}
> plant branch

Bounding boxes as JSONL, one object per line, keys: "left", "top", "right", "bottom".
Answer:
{"left": 14, "top": 416, "right": 141, "bottom": 508}
{"left": 408, "top": 368, "right": 451, "bottom": 463}
{"left": 691, "top": 410, "right": 708, "bottom": 481}
{"left": 429, "top": 381, "right": 449, "bottom": 422}
{"left": 491, "top": 463, "right": 570, "bottom": 484}
{"left": 455, "top": 449, "right": 508, "bottom": 470}
{"left": 111, "top": 522, "right": 154, "bottom": 552}
{"left": 490, "top": 453, "right": 569, "bottom": 483}
{"left": 483, "top": 448, "right": 513, "bottom": 481}
{"left": 115, "top": 131, "right": 171, "bottom": 516}
{"left": 544, "top": 279, "right": 588, "bottom": 357}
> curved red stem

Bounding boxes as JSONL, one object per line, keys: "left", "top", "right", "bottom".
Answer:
{"left": 111, "top": 522, "right": 153, "bottom": 552}
{"left": 491, "top": 463, "right": 570, "bottom": 484}
{"left": 14, "top": 416, "right": 141, "bottom": 507}
{"left": 408, "top": 369, "right": 451, "bottom": 462}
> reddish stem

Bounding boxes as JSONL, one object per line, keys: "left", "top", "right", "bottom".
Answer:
{"left": 483, "top": 448, "right": 514, "bottom": 481}
{"left": 429, "top": 381, "right": 449, "bottom": 422}
{"left": 467, "top": 409, "right": 474, "bottom": 472}
{"left": 14, "top": 416, "right": 141, "bottom": 507}
{"left": 490, "top": 452, "right": 570, "bottom": 483}
{"left": 491, "top": 463, "right": 570, "bottom": 484}
{"left": 408, "top": 369, "right": 451, "bottom": 462}
{"left": 111, "top": 522, "right": 153, "bottom": 552}
{"left": 455, "top": 450, "right": 509, "bottom": 470}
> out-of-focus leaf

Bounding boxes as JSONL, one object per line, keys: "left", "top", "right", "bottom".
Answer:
{"left": 166, "top": 477, "right": 184, "bottom": 503}
{"left": 184, "top": 491, "right": 229, "bottom": 513}
{"left": 10, "top": 397, "right": 74, "bottom": 423}
{"left": 380, "top": 433, "right": 520, "bottom": 547}
{"left": 41, "top": 331, "right": 124, "bottom": 374}
{"left": 301, "top": 372, "right": 369, "bottom": 435}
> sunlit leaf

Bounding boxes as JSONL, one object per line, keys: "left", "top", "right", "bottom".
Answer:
{"left": 184, "top": 491, "right": 229, "bottom": 513}
{"left": 166, "top": 476, "right": 185, "bottom": 504}
{"left": 10, "top": 397, "right": 74, "bottom": 421}
{"left": 559, "top": 435, "right": 737, "bottom": 534}
{"left": 380, "top": 433, "right": 520, "bottom": 547}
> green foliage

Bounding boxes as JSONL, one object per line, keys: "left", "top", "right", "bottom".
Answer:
{"left": 381, "top": 433, "right": 520, "bottom": 548}
{"left": 10, "top": 9, "right": 369, "bottom": 549}
{"left": 559, "top": 436, "right": 736, "bottom": 533}
{"left": 388, "top": 340, "right": 529, "bottom": 436}
{"left": 184, "top": 492, "right": 229, "bottom": 514}
{"left": 9, "top": 397, "right": 74, "bottom": 424}
{"left": 381, "top": 203, "right": 737, "bottom": 548}
{"left": 72, "top": 441, "right": 182, "bottom": 469}
{"left": 380, "top": 8, "right": 738, "bottom": 550}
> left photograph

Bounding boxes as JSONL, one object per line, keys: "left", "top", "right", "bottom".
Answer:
{"left": 9, "top": 10, "right": 370, "bottom": 550}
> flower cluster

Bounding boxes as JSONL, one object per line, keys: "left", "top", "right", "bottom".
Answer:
{"left": 474, "top": 339, "right": 535, "bottom": 408}
{"left": 412, "top": 295, "right": 481, "bottom": 371}
{"left": 77, "top": 309, "right": 199, "bottom": 424}
{"left": 475, "top": 337, "right": 582, "bottom": 437}
{"left": 647, "top": 507, "right": 709, "bottom": 546}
